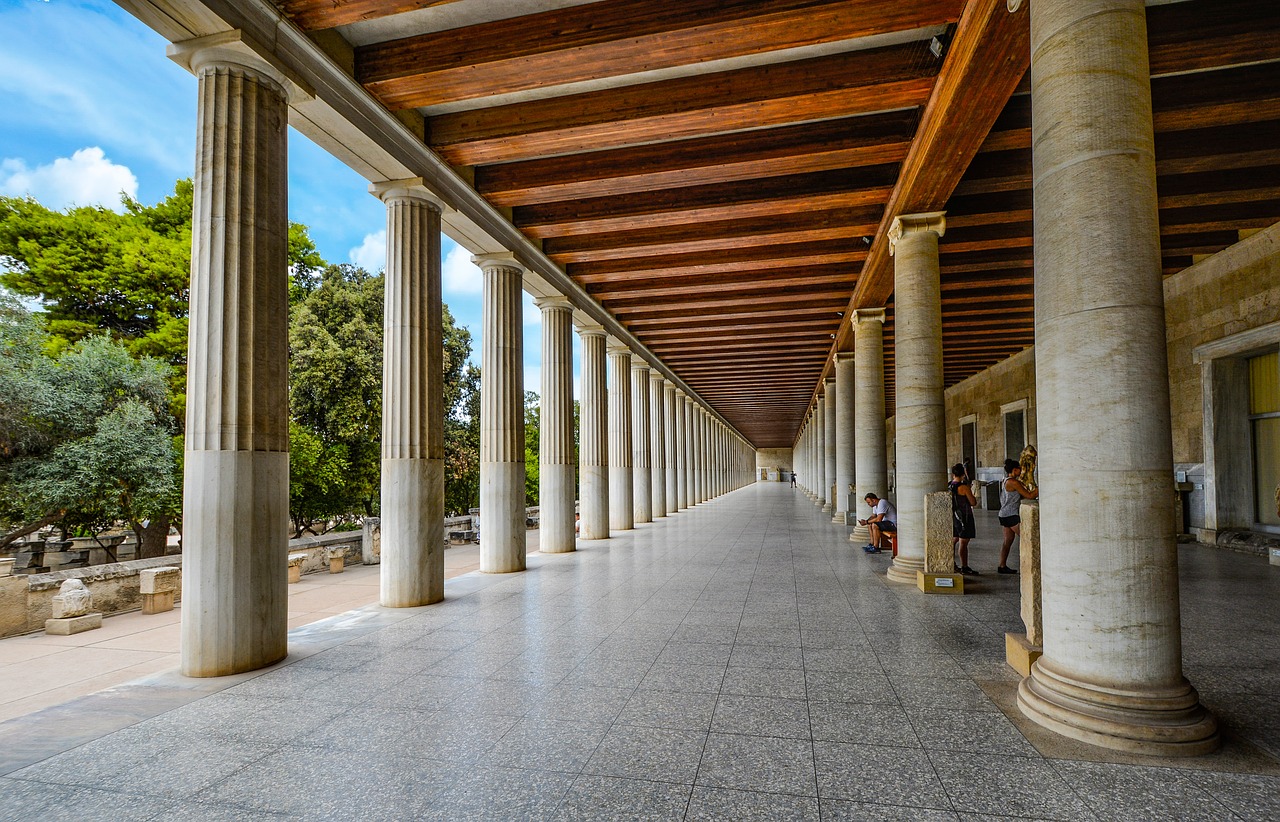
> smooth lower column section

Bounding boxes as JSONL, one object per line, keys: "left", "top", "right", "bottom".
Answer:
{"left": 813, "top": 395, "right": 828, "bottom": 509}
{"left": 675, "top": 391, "right": 689, "bottom": 509}
{"left": 886, "top": 213, "right": 947, "bottom": 584}
{"left": 683, "top": 397, "right": 695, "bottom": 506}
{"left": 851, "top": 310, "right": 888, "bottom": 544}
{"left": 651, "top": 372, "right": 668, "bottom": 517}
{"left": 578, "top": 325, "right": 609, "bottom": 540}
{"left": 631, "top": 361, "right": 652, "bottom": 524}
{"left": 608, "top": 342, "right": 634, "bottom": 531}
{"left": 664, "top": 382, "right": 679, "bottom": 513}
{"left": 375, "top": 180, "right": 445, "bottom": 608}
{"left": 834, "top": 353, "right": 856, "bottom": 524}
{"left": 537, "top": 296, "right": 576, "bottom": 554}
{"left": 476, "top": 254, "right": 526, "bottom": 573}
{"left": 1018, "top": 0, "right": 1217, "bottom": 755}
{"left": 181, "top": 50, "right": 290, "bottom": 677}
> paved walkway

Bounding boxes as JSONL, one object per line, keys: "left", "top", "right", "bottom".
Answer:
{"left": 0, "top": 534, "right": 542, "bottom": 723}
{"left": 1, "top": 483, "right": 1278, "bottom": 821}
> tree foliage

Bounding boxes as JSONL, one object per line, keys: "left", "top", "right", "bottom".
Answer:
{"left": 0, "top": 294, "right": 178, "bottom": 550}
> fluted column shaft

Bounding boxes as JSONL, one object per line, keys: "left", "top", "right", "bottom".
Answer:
{"left": 675, "top": 393, "right": 689, "bottom": 509}
{"left": 834, "top": 353, "right": 856, "bottom": 522}
{"left": 651, "top": 372, "right": 668, "bottom": 517}
{"left": 822, "top": 378, "right": 837, "bottom": 513}
{"left": 888, "top": 213, "right": 947, "bottom": 583}
{"left": 477, "top": 255, "right": 526, "bottom": 573}
{"left": 608, "top": 344, "right": 634, "bottom": 530}
{"left": 538, "top": 297, "right": 576, "bottom": 554}
{"left": 664, "top": 382, "right": 679, "bottom": 513}
{"left": 578, "top": 327, "right": 609, "bottom": 539}
{"left": 182, "top": 53, "right": 289, "bottom": 677}
{"left": 1018, "top": 0, "right": 1216, "bottom": 755}
{"left": 376, "top": 182, "right": 445, "bottom": 608}
{"left": 814, "top": 396, "right": 828, "bottom": 508}
{"left": 852, "top": 310, "right": 888, "bottom": 543}
{"left": 631, "top": 362, "right": 652, "bottom": 524}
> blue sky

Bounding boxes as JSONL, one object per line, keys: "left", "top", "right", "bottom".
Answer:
{"left": 0, "top": 0, "right": 557, "bottom": 393}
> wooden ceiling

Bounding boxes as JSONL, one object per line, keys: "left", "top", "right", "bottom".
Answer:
{"left": 279, "top": 0, "right": 1280, "bottom": 448}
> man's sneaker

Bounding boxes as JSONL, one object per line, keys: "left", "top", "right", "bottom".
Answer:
{"left": 863, "top": 545, "right": 881, "bottom": 554}
{"left": 997, "top": 566, "right": 1018, "bottom": 575}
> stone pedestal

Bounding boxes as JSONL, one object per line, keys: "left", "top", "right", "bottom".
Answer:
{"left": 887, "top": 213, "right": 947, "bottom": 584}
{"left": 916, "top": 491, "right": 963, "bottom": 595}
{"left": 477, "top": 253, "right": 527, "bottom": 573}
{"left": 1018, "top": 0, "right": 1217, "bottom": 756}
{"left": 327, "top": 548, "right": 345, "bottom": 574}
{"left": 287, "top": 553, "right": 306, "bottom": 584}
{"left": 537, "top": 296, "right": 577, "bottom": 553}
{"left": 377, "top": 181, "right": 446, "bottom": 605}
{"left": 1005, "top": 498, "right": 1043, "bottom": 673}
{"left": 140, "top": 566, "right": 181, "bottom": 614}
{"left": 0, "top": 562, "right": 25, "bottom": 637}
{"left": 362, "top": 517, "right": 381, "bottom": 565}
{"left": 47, "top": 579, "right": 102, "bottom": 635}
{"left": 578, "top": 326, "right": 609, "bottom": 540}
{"left": 46, "top": 613, "right": 103, "bottom": 636}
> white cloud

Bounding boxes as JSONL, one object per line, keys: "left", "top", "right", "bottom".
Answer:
{"left": 0, "top": 147, "right": 137, "bottom": 211}
{"left": 348, "top": 229, "right": 386, "bottom": 273}
{"left": 523, "top": 293, "right": 542, "bottom": 326}
{"left": 443, "top": 245, "right": 482, "bottom": 296}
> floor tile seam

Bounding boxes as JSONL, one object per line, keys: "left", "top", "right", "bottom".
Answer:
{"left": 1041, "top": 755, "right": 1249, "bottom": 820}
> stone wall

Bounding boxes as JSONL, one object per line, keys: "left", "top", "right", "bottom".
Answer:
{"left": 943, "top": 346, "right": 1037, "bottom": 474}
{"left": 755, "top": 448, "right": 794, "bottom": 472}
{"left": 1164, "top": 225, "right": 1280, "bottom": 464}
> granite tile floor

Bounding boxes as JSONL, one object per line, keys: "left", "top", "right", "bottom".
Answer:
{"left": 2, "top": 482, "right": 1279, "bottom": 821}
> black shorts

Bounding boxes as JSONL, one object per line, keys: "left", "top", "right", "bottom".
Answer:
{"left": 999, "top": 515, "right": 1021, "bottom": 528}
{"left": 878, "top": 521, "right": 896, "bottom": 533}
{"left": 953, "top": 518, "right": 976, "bottom": 539}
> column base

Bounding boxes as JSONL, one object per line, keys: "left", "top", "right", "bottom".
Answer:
{"left": 1017, "top": 657, "right": 1219, "bottom": 757}
{"left": 831, "top": 512, "right": 848, "bottom": 525}
{"left": 849, "top": 525, "right": 870, "bottom": 543}
{"left": 886, "top": 555, "right": 923, "bottom": 584}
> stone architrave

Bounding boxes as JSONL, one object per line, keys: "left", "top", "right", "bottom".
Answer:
{"left": 375, "top": 179, "right": 446, "bottom": 606}
{"left": 476, "top": 253, "right": 527, "bottom": 573}
{"left": 886, "top": 212, "right": 947, "bottom": 585}
{"left": 1018, "top": 0, "right": 1217, "bottom": 755}
{"left": 140, "top": 566, "right": 181, "bottom": 614}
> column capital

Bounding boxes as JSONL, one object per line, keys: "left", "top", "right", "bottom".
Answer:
{"left": 824, "top": 376, "right": 836, "bottom": 388}
{"left": 169, "top": 30, "right": 312, "bottom": 102}
{"left": 834, "top": 351, "right": 855, "bottom": 363}
{"left": 631, "top": 360, "right": 651, "bottom": 374}
{"left": 888, "top": 211, "right": 946, "bottom": 256}
{"left": 534, "top": 294, "right": 574, "bottom": 312}
{"left": 574, "top": 320, "right": 606, "bottom": 337}
{"left": 854, "top": 307, "right": 888, "bottom": 325}
{"left": 650, "top": 370, "right": 667, "bottom": 384}
{"left": 472, "top": 251, "right": 524, "bottom": 273}
{"left": 369, "top": 178, "right": 447, "bottom": 211}
{"left": 606, "top": 338, "right": 631, "bottom": 355}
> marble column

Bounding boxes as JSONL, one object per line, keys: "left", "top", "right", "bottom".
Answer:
{"left": 631, "top": 360, "right": 652, "bottom": 524}
{"left": 537, "top": 296, "right": 576, "bottom": 554}
{"left": 608, "top": 342, "right": 634, "bottom": 531}
{"left": 886, "top": 212, "right": 946, "bottom": 584}
{"left": 822, "top": 377, "right": 837, "bottom": 513}
{"left": 476, "top": 253, "right": 526, "bottom": 574}
{"left": 181, "top": 45, "right": 290, "bottom": 677}
{"left": 851, "top": 309, "right": 888, "bottom": 544}
{"left": 1017, "top": 0, "right": 1217, "bottom": 755}
{"left": 814, "top": 396, "right": 828, "bottom": 509}
{"left": 683, "top": 397, "right": 696, "bottom": 505}
{"left": 374, "top": 180, "right": 445, "bottom": 608}
{"left": 664, "top": 381, "right": 679, "bottom": 514}
{"left": 577, "top": 325, "right": 609, "bottom": 540}
{"left": 675, "top": 391, "right": 689, "bottom": 510}
{"left": 834, "top": 352, "right": 856, "bottom": 524}
{"left": 651, "top": 371, "right": 668, "bottom": 517}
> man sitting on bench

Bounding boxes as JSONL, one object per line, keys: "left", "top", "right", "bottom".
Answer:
{"left": 857, "top": 493, "right": 897, "bottom": 555}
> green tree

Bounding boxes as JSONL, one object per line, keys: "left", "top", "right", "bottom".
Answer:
{"left": 0, "top": 294, "right": 177, "bottom": 554}
{"left": 524, "top": 390, "right": 539, "bottom": 506}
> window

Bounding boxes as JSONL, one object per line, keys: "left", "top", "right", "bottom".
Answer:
{"left": 1001, "top": 400, "right": 1028, "bottom": 464}
{"left": 1249, "top": 351, "right": 1280, "bottom": 528}
{"left": 960, "top": 414, "right": 977, "bottom": 476}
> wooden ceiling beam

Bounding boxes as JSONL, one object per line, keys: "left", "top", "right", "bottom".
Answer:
{"left": 477, "top": 110, "right": 918, "bottom": 206}
{"left": 589, "top": 271, "right": 854, "bottom": 302}
{"left": 358, "top": 0, "right": 959, "bottom": 110}
{"left": 839, "top": 0, "right": 1030, "bottom": 351}
{"left": 545, "top": 207, "right": 882, "bottom": 264}
{"left": 426, "top": 43, "right": 938, "bottom": 163}
{"left": 627, "top": 307, "right": 841, "bottom": 327}
{"left": 516, "top": 164, "right": 898, "bottom": 238}
{"left": 572, "top": 240, "right": 864, "bottom": 280}
{"left": 281, "top": 0, "right": 463, "bottom": 31}
{"left": 608, "top": 291, "right": 848, "bottom": 316}
{"left": 1146, "top": 0, "right": 1280, "bottom": 77}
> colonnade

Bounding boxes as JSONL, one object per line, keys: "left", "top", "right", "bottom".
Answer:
{"left": 175, "top": 0, "right": 1214, "bottom": 758}
{"left": 175, "top": 33, "right": 752, "bottom": 680}
{"left": 798, "top": 0, "right": 1217, "bottom": 756}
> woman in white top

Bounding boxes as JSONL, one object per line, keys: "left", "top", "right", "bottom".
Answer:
{"left": 998, "top": 458, "right": 1038, "bottom": 574}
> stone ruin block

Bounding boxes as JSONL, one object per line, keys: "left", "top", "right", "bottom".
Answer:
{"left": 46, "top": 579, "right": 102, "bottom": 635}
{"left": 140, "top": 566, "right": 180, "bottom": 615}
